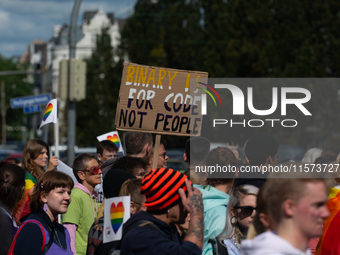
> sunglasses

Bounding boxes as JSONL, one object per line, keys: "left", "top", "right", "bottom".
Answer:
{"left": 234, "top": 206, "right": 256, "bottom": 218}
{"left": 83, "top": 165, "right": 103, "bottom": 175}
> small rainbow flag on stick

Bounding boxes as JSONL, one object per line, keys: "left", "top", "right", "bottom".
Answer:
{"left": 39, "top": 99, "right": 58, "bottom": 128}
{"left": 38, "top": 99, "right": 59, "bottom": 158}
{"left": 97, "top": 131, "right": 124, "bottom": 153}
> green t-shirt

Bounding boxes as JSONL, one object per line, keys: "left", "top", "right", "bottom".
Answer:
{"left": 62, "top": 187, "right": 98, "bottom": 255}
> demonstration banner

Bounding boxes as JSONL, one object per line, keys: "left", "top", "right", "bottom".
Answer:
{"left": 115, "top": 63, "right": 208, "bottom": 136}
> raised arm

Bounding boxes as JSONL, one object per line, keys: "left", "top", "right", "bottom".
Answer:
{"left": 179, "top": 179, "right": 204, "bottom": 250}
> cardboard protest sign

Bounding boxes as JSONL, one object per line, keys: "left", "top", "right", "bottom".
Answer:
{"left": 103, "top": 196, "right": 130, "bottom": 243}
{"left": 115, "top": 63, "right": 208, "bottom": 136}
{"left": 97, "top": 131, "right": 124, "bottom": 153}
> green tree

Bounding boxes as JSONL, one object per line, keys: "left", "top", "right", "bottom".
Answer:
{"left": 121, "top": 0, "right": 203, "bottom": 70}
{"left": 76, "top": 27, "right": 123, "bottom": 147}
{"left": 120, "top": 0, "right": 204, "bottom": 147}
{"left": 0, "top": 54, "right": 33, "bottom": 142}
{"left": 122, "top": 0, "right": 340, "bottom": 77}
{"left": 121, "top": 0, "right": 340, "bottom": 148}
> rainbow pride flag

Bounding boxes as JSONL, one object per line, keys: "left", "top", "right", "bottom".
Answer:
{"left": 315, "top": 187, "right": 340, "bottom": 255}
{"left": 39, "top": 99, "right": 57, "bottom": 128}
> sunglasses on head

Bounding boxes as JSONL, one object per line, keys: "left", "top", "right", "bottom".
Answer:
{"left": 234, "top": 206, "right": 256, "bottom": 218}
{"left": 83, "top": 165, "right": 103, "bottom": 175}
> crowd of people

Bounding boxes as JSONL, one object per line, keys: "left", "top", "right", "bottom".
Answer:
{"left": 0, "top": 132, "right": 339, "bottom": 255}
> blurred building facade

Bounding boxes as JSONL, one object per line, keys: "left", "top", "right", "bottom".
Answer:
{"left": 20, "top": 8, "right": 125, "bottom": 97}
{"left": 19, "top": 9, "right": 125, "bottom": 143}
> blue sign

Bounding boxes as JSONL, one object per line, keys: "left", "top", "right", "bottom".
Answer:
{"left": 23, "top": 105, "right": 41, "bottom": 114}
{"left": 10, "top": 94, "right": 51, "bottom": 109}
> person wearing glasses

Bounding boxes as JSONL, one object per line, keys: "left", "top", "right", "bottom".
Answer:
{"left": 95, "top": 140, "right": 119, "bottom": 203}
{"left": 110, "top": 156, "right": 147, "bottom": 179}
{"left": 62, "top": 153, "right": 103, "bottom": 255}
{"left": 153, "top": 138, "right": 169, "bottom": 169}
{"left": 209, "top": 185, "right": 259, "bottom": 255}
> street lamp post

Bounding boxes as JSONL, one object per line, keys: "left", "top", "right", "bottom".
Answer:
{"left": 1, "top": 81, "right": 5, "bottom": 144}
{"left": 67, "top": 0, "right": 82, "bottom": 166}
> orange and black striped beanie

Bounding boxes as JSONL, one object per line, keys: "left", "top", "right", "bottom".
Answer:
{"left": 141, "top": 168, "right": 189, "bottom": 212}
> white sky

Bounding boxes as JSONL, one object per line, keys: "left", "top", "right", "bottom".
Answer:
{"left": 0, "top": 0, "right": 137, "bottom": 58}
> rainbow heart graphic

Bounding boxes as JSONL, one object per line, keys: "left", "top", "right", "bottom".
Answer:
{"left": 107, "top": 134, "right": 120, "bottom": 149}
{"left": 43, "top": 103, "right": 53, "bottom": 121}
{"left": 110, "top": 201, "right": 125, "bottom": 234}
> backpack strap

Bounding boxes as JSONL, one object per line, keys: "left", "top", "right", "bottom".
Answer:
{"left": 42, "top": 226, "right": 55, "bottom": 255}
{"left": 208, "top": 238, "right": 229, "bottom": 255}
{"left": 7, "top": 220, "right": 46, "bottom": 255}
{"left": 209, "top": 238, "right": 219, "bottom": 255}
